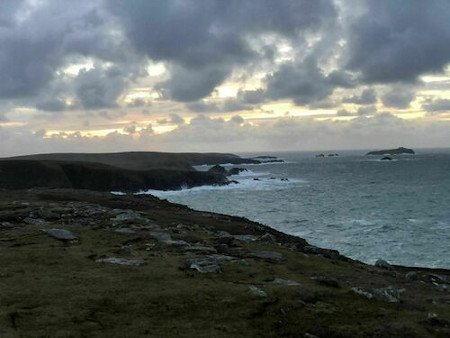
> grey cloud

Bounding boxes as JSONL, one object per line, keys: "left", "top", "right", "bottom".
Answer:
{"left": 161, "top": 65, "right": 229, "bottom": 102}
{"left": 237, "top": 89, "right": 266, "bottom": 105}
{"left": 381, "top": 88, "right": 415, "bottom": 109}
{"left": 343, "top": 88, "right": 377, "bottom": 105}
{"left": 347, "top": 0, "right": 450, "bottom": 83}
{"left": 266, "top": 58, "right": 351, "bottom": 105}
{"left": 422, "top": 98, "right": 450, "bottom": 113}
{"left": 230, "top": 115, "right": 245, "bottom": 124}
{"left": 336, "top": 109, "right": 353, "bottom": 116}
{"left": 107, "top": 0, "right": 337, "bottom": 101}
{"left": 74, "top": 67, "right": 125, "bottom": 110}
{"left": 169, "top": 114, "right": 185, "bottom": 125}
{"left": 357, "top": 105, "right": 377, "bottom": 116}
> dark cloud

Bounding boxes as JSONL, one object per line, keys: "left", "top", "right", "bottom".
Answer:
{"left": 347, "top": 0, "right": 450, "bottom": 83}
{"left": 381, "top": 88, "right": 415, "bottom": 109}
{"left": 422, "top": 98, "right": 450, "bottom": 114}
{"left": 266, "top": 58, "right": 353, "bottom": 105}
{"left": 107, "top": 0, "right": 337, "bottom": 101}
{"left": 74, "top": 67, "right": 125, "bottom": 110}
{"left": 160, "top": 65, "right": 229, "bottom": 102}
{"left": 230, "top": 115, "right": 245, "bottom": 124}
{"left": 343, "top": 88, "right": 377, "bottom": 105}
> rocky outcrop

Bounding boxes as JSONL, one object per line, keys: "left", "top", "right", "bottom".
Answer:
{"left": 366, "top": 147, "right": 415, "bottom": 155}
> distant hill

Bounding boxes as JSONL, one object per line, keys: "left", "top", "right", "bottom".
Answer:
{"left": 366, "top": 147, "right": 415, "bottom": 156}
{"left": 6, "top": 151, "right": 260, "bottom": 170}
{"left": 0, "top": 152, "right": 259, "bottom": 191}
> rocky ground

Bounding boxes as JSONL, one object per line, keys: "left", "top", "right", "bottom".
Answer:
{"left": 0, "top": 189, "right": 449, "bottom": 337}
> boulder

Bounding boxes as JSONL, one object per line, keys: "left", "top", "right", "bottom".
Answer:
{"left": 248, "top": 285, "right": 267, "bottom": 298}
{"left": 45, "top": 228, "right": 78, "bottom": 242}
{"left": 208, "top": 165, "right": 227, "bottom": 175}
{"left": 375, "top": 259, "right": 393, "bottom": 270}
{"left": 96, "top": 257, "right": 145, "bottom": 266}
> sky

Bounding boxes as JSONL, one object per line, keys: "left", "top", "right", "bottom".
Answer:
{"left": 1, "top": 0, "right": 450, "bottom": 156}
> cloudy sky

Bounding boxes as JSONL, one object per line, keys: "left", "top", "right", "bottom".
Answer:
{"left": 1, "top": 0, "right": 450, "bottom": 156}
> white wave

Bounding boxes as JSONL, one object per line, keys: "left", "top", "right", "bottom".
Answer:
{"left": 229, "top": 169, "right": 270, "bottom": 177}
{"left": 136, "top": 177, "right": 306, "bottom": 198}
{"left": 111, "top": 191, "right": 126, "bottom": 195}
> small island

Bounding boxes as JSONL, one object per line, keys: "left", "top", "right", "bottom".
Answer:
{"left": 366, "top": 147, "right": 415, "bottom": 156}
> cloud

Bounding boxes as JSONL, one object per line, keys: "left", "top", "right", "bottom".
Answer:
{"left": 343, "top": 88, "right": 377, "bottom": 105}
{"left": 74, "top": 67, "right": 126, "bottom": 110}
{"left": 381, "top": 87, "right": 416, "bottom": 109}
{"left": 356, "top": 105, "right": 377, "bottom": 116}
{"left": 107, "top": 0, "right": 338, "bottom": 101}
{"left": 266, "top": 58, "right": 354, "bottom": 105}
{"left": 422, "top": 98, "right": 450, "bottom": 113}
{"left": 346, "top": 0, "right": 450, "bottom": 83}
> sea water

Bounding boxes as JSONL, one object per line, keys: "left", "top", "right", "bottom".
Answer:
{"left": 141, "top": 149, "right": 450, "bottom": 268}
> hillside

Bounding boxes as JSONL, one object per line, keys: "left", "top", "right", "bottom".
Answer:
{"left": 6, "top": 152, "right": 260, "bottom": 171}
{"left": 0, "top": 189, "right": 448, "bottom": 337}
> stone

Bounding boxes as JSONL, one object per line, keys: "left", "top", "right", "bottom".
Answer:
{"left": 405, "top": 271, "right": 418, "bottom": 281}
{"left": 375, "top": 259, "right": 393, "bottom": 270}
{"left": 115, "top": 228, "right": 136, "bottom": 234}
{"left": 304, "top": 246, "right": 340, "bottom": 259}
{"left": 234, "top": 234, "right": 258, "bottom": 242}
{"left": 215, "top": 231, "right": 234, "bottom": 245}
{"left": 185, "top": 257, "right": 221, "bottom": 273}
{"left": 24, "top": 218, "right": 46, "bottom": 226}
{"left": 259, "top": 233, "right": 277, "bottom": 243}
{"left": 269, "top": 277, "right": 300, "bottom": 286}
{"left": 45, "top": 228, "right": 78, "bottom": 241}
{"left": 249, "top": 250, "right": 284, "bottom": 263}
{"left": 351, "top": 286, "right": 400, "bottom": 303}
{"left": 96, "top": 257, "right": 145, "bottom": 266}
{"left": 248, "top": 285, "right": 267, "bottom": 298}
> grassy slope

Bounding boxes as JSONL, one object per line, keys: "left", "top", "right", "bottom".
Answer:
{"left": 0, "top": 189, "right": 448, "bottom": 337}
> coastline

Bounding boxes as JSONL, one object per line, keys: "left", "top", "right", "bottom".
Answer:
{"left": 0, "top": 188, "right": 448, "bottom": 336}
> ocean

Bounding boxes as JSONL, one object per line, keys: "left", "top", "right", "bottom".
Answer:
{"left": 142, "top": 149, "right": 450, "bottom": 268}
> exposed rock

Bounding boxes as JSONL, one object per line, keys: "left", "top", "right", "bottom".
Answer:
{"left": 375, "top": 259, "right": 393, "bottom": 270}
{"left": 234, "top": 234, "right": 258, "bottom": 242}
{"left": 45, "top": 228, "right": 78, "bottom": 242}
{"left": 248, "top": 285, "right": 267, "bottom": 298}
{"left": 185, "top": 256, "right": 221, "bottom": 273}
{"left": 425, "top": 312, "right": 450, "bottom": 327}
{"left": 268, "top": 277, "right": 300, "bottom": 286}
{"left": 24, "top": 217, "right": 46, "bottom": 226}
{"left": 351, "top": 286, "right": 401, "bottom": 303}
{"left": 215, "top": 231, "right": 234, "bottom": 246}
{"left": 405, "top": 271, "right": 418, "bottom": 281}
{"left": 249, "top": 250, "right": 284, "bottom": 263}
{"left": 96, "top": 257, "right": 145, "bottom": 266}
{"left": 208, "top": 165, "right": 227, "bottom": 175}
{"left": 228, "top": 167, "right": 247, "bottom": 176}
{"left": 380, "top": 156, "right": 393, "bottom": 161}
{"left": 114, "top": 228, "right": 136, "bottom": 234}
{"left": 259, "top": 233, "right": 277, "bottom": 243}
{"left": 304, "top": 246, "right": 340, "bottom": 259}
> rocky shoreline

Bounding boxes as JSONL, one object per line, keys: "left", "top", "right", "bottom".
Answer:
{"left": 0, "top": 152, "right": 261, "bottom": 192}
{"left": 0, "top": 188, "right": 449, "bottom": 337}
